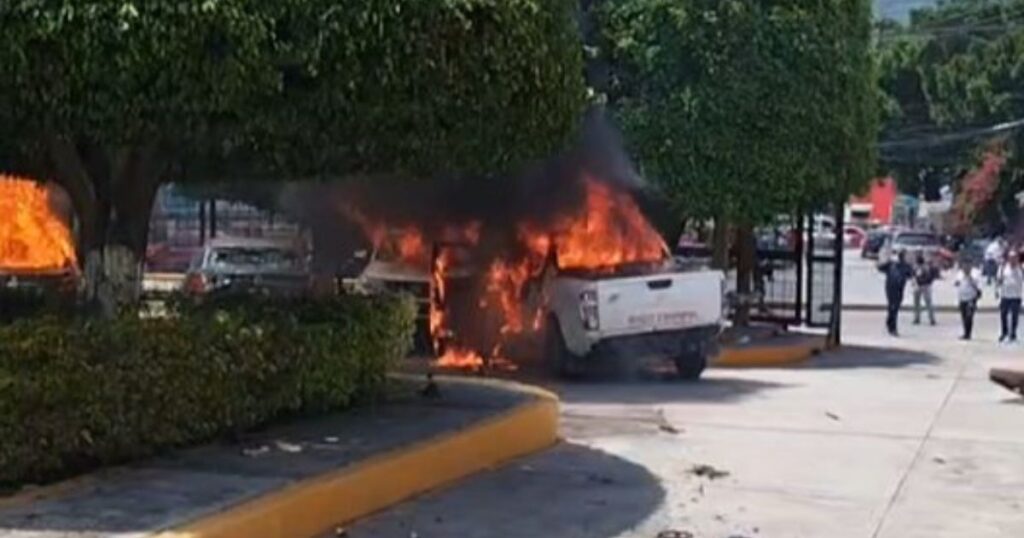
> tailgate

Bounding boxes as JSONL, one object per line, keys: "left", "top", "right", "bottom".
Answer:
{"left": 596, "top": 271, "right": 723, "bottom": 336}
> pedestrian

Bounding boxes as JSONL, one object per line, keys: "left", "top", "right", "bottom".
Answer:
{"left": 912, "top": 254, "right": 938, "bottom": 326}
{"left": 984, "top": 236, "right": 1006, "bottom": 285}
{"left": 878, "top": 249, "right": 913, "bottom": 336}
{"left": 997, "top": 250, "right": 1023, "bottom": 343}
{"left": 955, "top": 259, "right": 982, "bottom": 340}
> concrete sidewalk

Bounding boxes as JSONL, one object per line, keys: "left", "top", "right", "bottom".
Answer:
{"left": 0, "top": 377, "right": 555, "bottom": 538}
{"left": 345, "top": 312, "right": 1024, "bottom": 538}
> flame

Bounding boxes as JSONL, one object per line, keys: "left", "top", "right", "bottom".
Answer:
{"left": 478, "top": 176, "right": 666, "bottom": 357}
{"left": 0, "top": 176, "right": 77, "bottom": 272}
{"left": 430, "top": 242, "right": 488, "bottom": 370}
{"left": 547, "top": 176, "right": 666, "bottom": 270}
{"left": 349, "top": 174, "right": 665, "bottom": 373}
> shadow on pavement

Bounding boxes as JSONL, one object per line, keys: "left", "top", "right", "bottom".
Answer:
{"left": 345, "top": 442, "right": 665, "bottom": 538}
{"left": 553, "top": 376, "right": 792, "bottom": 406}
{"left": 803, "top": 345, "right": 941, "bottom": 370}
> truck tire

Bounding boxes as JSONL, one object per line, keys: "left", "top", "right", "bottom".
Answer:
{"left": 544, "top": 317, "right": 582, "bottom": 379}
{"left": 674, "top": 352, "right": 707, "bottom": 380}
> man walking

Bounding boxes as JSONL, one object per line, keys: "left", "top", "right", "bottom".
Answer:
{"left": 912, "top": 254, "right": 938, "bottom": 326}
{"left": 879, "top": 249, "right": 913, "bottom": 336}
{"left": 956, "top": 259, "right": 982, "bottom": 340}
{"left": 997, "top": 250, "right": 1023, "bottom": 343}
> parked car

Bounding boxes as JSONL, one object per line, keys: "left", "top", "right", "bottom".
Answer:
{"left": 881, "top": 231, "right": 948, "bottom": 267}
{"left": 843, "top": 225, "right": 866, "bottom": 249}
{"left": 183, "top": 237, "right": 309, "bottom": 297}
{"left": 861, "top": 229, "right": 889, "bottom": 259}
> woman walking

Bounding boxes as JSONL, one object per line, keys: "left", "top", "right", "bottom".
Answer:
{"left": 997, "top": 250, "right": 1023, "bottom": 343}
{"left": 955, "top": 259, "right": 982, "bottom": 340}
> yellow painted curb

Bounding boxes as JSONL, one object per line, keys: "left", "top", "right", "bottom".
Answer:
{"left": 157, "top": 376, "right": 559, "bottom": 538}
{"left": 713, "top": 338, "right": 826, "bottom": 368}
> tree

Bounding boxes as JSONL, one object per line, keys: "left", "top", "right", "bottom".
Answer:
{"left": 0, "top": 0, "right": 586, "bottom": 315}
{"left": 596, "top": 0, "right": 878, "bottom": 322}
{"left": 876, "top": 0, "right": 1024, "bottom": 231}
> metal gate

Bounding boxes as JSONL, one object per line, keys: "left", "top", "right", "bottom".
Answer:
{"left": 680, "top": 208, "right": 843, "bottom": 339}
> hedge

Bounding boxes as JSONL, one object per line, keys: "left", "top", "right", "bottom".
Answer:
{"left": 0, "top": 294, "right": 416, "bottom": 486}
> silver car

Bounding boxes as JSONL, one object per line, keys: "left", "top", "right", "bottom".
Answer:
{"left": 183, "top": 237, "right": 309, "bottom": 297}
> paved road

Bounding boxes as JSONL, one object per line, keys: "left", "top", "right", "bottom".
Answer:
{"left": 343, "top": 313, "right": 1024, "bottom": 538}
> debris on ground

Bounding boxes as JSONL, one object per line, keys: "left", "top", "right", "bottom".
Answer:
{"left": 420, "top": 372, "right": 441, "bottom": 399}
{"left": 324, "top": 436, "right": 340, "bottom": 444}
{"left": 933, "top": 456, "right": 947, "bottom": 465}
{"left": 655, "top": 408, "right": 682, "bottom": 434}
{"left": 688, "top": 463, "right": 731, "bottom": 480}
{"left": 825, "top": 411, "right": 841, "bottom": 421}
{"left": 275, "top": 440, "right": 303, "bottom": 453}
{"left": 241, "top": 445, "right": 270, "bottom": 458}
{"left": 656, "top": 530, "right": 694, "bottom": 538}
{"left": 659, "top": 423, "right": 682, "bottom": 435}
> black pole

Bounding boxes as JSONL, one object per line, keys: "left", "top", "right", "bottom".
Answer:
{"left": 198, "top": 200, "right": 207, "bottom": 245}
{"left": 209, "top": 199, "right": 218, "bottom": 239}
{"left": 794, "top": 211, "right": 805, "bottom": 324}
{"left": 831, "top": 202, "right": 845, "bottom": 347}
{"left": 805, "top": 213, "right": 814, "bottom": 325}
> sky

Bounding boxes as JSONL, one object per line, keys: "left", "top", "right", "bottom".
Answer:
{"left": 876, "top": 0, "right": 937, "bottom": 21}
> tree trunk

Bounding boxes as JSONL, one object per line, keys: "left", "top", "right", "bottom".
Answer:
{"left": 711, "top": 216, "right": 729, "bottom": 270}
{"left": 734, "top": 223, "right": 756, "bottom": 327}
{"left": 47, "top": 136, "right": 166, "bottom": 318}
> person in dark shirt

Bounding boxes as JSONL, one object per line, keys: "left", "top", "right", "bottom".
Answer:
{"left": 878, "top": 250, "right": 914, "bottom": 336}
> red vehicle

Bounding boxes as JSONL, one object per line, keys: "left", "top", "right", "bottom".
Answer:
{"left": 843, "top": 225, "right": 866, "bottom": 249}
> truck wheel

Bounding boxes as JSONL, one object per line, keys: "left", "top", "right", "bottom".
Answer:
{"left": 674, "top": 352, "right": 707, "bottom": 380}
{"left": 544, "top": 317, "right": 582, "bottom": 379}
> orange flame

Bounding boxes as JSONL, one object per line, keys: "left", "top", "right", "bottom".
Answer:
{"left": 479, "top": 176, "right": 666, "bottom": 357}
{"left": 350, "top": 174, "right": 665, "bottom": 372}
{"left": 0, "top": 176, "right": 77, "bottom": 272}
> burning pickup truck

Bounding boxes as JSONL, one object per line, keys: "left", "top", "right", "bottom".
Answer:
{"left": 347, "top": 177, "right": 725, "bottom": 379}
{"left": 433, "top": 241, "right": 724, "bottom": 379}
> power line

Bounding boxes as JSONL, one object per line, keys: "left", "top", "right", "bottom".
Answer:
{"left": 878, "top": 115, "right": 1024, "bottom": 149}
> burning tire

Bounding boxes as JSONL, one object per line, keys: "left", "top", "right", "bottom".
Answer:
{"left": 544, "top": 317, "right": 582, "bottom": 378}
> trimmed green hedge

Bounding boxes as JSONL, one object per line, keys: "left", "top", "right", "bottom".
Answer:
{"left": 0, "top": 294, "right": 415, "bottom": 486}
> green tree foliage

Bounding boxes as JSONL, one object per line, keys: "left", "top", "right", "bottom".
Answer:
{"left": 596, "top": 0, "right": 878, "bottom": 225}
{"left": 877, "top": 0, "right": 1024, "bottom": 229}
{"left": 0, "top": 0, "right": 586, "bottom": 313}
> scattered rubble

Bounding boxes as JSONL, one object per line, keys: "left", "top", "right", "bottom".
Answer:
{"left": 275, "top": 440, "right": 303, "bottom": 453}
{"left": 688, "top": 464, "right": 730, "bottom": 480}
{"left": 656, "top": 530, "right": 694, "bottom": 538}
{"left": 825, "top": 411, "right": 841, "bottom": 421}
{"left": 241, "top": 445, "right": 271, "bottom": 458}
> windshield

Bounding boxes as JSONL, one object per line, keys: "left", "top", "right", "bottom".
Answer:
{"left": 893, "top": 234, "right": 939, "bottom": 247}
{"left": 209, "top": 247, "right": 301, "bottom": 271}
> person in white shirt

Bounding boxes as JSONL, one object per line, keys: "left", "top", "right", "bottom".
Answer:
{"left": 955, "top": 259, "right": 982, "bottom": 340}
{"left": 984, "top": 237, "right": 1006, "bottom": 285}
{"left": 997, "top": 250, "right": 1023, "bottom": 343}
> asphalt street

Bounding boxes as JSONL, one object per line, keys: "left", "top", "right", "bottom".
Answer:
{"left": 342, "top": 312, "right": 1024, "bottom": 538}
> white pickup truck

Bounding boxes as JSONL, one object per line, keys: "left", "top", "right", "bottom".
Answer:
{"left": 537, "top": 258, "right": 725, "bottom": 379}
{"left": 434, "top": 244, "right": 726, "bottom": 379}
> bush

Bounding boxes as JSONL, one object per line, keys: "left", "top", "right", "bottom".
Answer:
{"left": 0, "top": 294, "right": 415, "bottom": 486}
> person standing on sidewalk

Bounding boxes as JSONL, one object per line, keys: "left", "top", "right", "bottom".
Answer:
{"left": 879, "top": 249, "right": 913, "bottom": 336}
{"left": 984, "top": 236, "right": 1006, "bottom": 285}
{"left": 997, "top": 250, "right": 1023, "bottom": 343}
{"left": 912, "top": 254, "right": 938, "bottom": 326}
{"left": 955, "top": 259, "right": 982, "bottom": 340}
